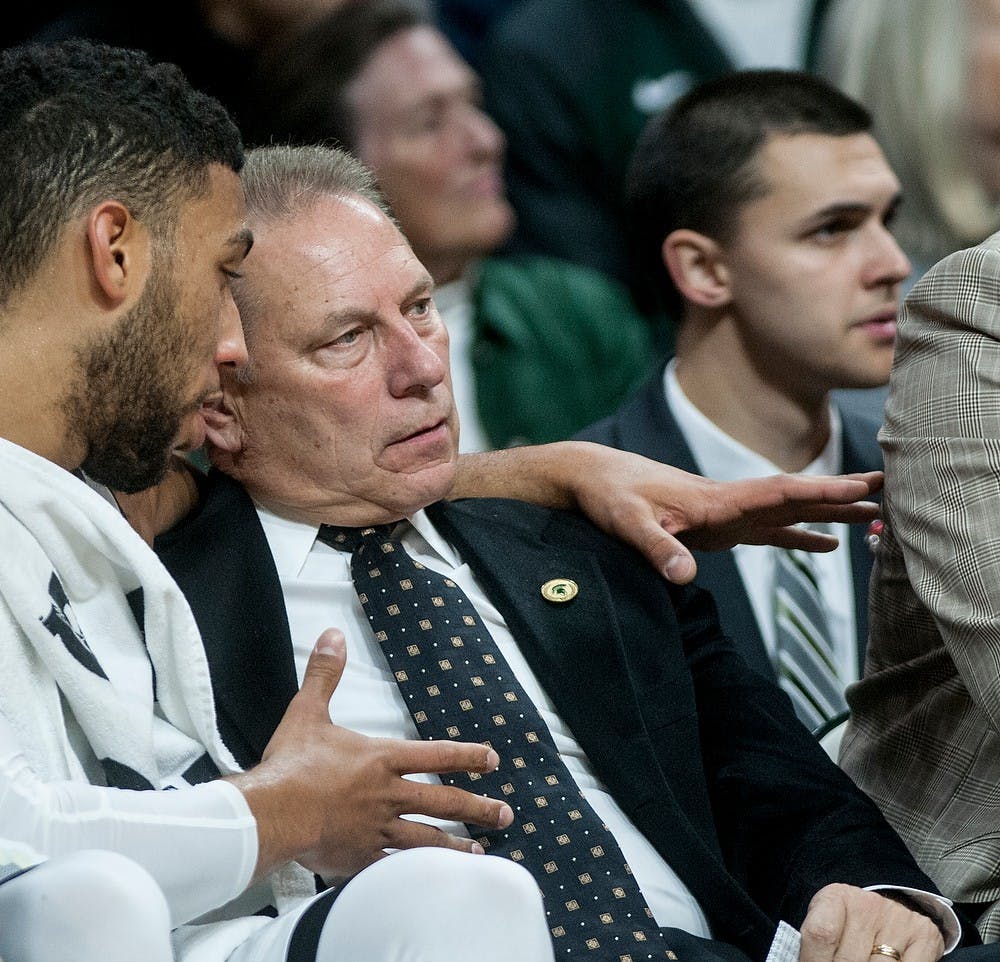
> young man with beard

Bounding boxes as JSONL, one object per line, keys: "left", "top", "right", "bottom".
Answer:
{"left": 0, "top": 37, "right": 893, "bottom": 962}
{"left": 0, "top": 37, "right": 563, "bottom": 962}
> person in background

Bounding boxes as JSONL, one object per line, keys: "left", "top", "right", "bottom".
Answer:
{"left": 480, "top": 0, "right": 834, "bottom": 297}
{"left": 817, "top": 0, "right": 1000, "bottom": 287}
{"left": 579, "top": 70, "right": 909, "bottom": 740}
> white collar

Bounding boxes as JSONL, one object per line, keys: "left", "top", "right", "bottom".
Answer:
{"left": 663, "top": 358, "right": 843, "bottom": 480}
{"left": 255, "top": 504, "right": 460, "bottom": 578}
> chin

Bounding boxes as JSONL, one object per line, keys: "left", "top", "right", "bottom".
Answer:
{"left": 395, "top": 461, "right": 459, "bottom": 515}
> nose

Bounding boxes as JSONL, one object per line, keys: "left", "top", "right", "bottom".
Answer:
{"left": 865, "top": 223, "right": 912, "bottom": 291}
{"left": 464, "top": 102, "right": 505, "bottom": 160}
{"left": 386, "top": 323, "right": 448, "bottom": 399}
{"left": 216, "top": 288, "right": 249, "bottom": 369}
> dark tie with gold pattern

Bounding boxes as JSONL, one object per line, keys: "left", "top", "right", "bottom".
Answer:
{"left": 318, "top": 523, "right": 671, "bottom": 961}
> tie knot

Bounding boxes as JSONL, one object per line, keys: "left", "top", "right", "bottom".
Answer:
{"left": 317, "top": 523, "right": 395, "bottom": 554}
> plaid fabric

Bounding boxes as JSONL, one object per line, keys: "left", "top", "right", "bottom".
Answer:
{"left": 840, "top": 231, "right": 1000, "bottom": 939}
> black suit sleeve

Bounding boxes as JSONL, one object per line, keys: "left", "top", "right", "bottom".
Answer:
{"left": 668, "top": 580, "right": 944, "bottom": 926}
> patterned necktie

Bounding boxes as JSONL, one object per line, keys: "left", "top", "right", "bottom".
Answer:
{"left": 772, "top": 545, "right": 847, "bottom": 732}
{"left": 318, "top": 523, "right": 671, "bottom": 960}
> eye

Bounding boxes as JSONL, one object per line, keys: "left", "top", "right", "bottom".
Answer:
{"left": 408, "top": 297, "right": 434, "bottom": 320}
{"left": 332, "top": 327, "right": 363, "bottom": 346}
{"left": 812, "top": 218, "right": 853, "bottom": 240}
{"left": 222, "top": 267, "right": 244, "bottom": 280}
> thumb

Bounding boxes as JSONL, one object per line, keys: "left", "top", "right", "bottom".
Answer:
{"left": 637, "top": 520, "right": 697, "bottom": 584}
{"left": 297, "top": 628, "right": 347, "bottom": 712}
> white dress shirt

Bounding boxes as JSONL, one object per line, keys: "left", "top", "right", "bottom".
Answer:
{"left": 687, "top": 0, "right": 814, "bottom": 68}
{"left": 257, "top": 504, "right": 714, "bottom": 937}
{"left": 664, "top": 361, "right": 860, "bottom": 690}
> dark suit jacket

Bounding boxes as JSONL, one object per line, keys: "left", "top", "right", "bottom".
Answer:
{"left": 155, "top": 471, "right": 954, "bottom": 961}
{"left": 576, "top": 366, "right": 882, "bottom": 682}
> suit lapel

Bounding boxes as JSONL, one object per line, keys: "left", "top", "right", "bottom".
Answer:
{"left": 606, "top": 373, "right": 773, "bottom": 678}
{"left": 839, "top": 412, "right": 882, "bottom": 671}
{"left": 155, "top": 471, "right": 298, "bottom": 769}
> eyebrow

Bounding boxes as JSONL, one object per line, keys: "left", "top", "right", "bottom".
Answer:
{"left": 810, "top": 192, "right": 903, "bottom": 223}
{"left": 315, "top": 272, "right": 436, "bottom": 332}
{"left": 229, "top": 227, "right": 254, "bottom": 258}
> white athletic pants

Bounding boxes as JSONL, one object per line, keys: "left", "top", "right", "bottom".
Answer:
{"left": 0, "top": 849, "right": 172, "bottom": 962}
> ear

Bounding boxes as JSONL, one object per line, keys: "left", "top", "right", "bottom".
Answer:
{"left": 86, "top": 201, "right": 149, "bottom": 307}
{"left": 203, "top": 391, "right": 246, "bottom": 455}
{"left": 662, "top": 229, "right": 733, "bottom": 309}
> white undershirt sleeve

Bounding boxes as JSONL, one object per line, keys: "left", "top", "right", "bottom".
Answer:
{"left": 0, "top": 717, "right": 257, "bottom": 926}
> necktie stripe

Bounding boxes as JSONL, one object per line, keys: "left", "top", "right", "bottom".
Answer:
{"left": 772, "top": 547, "right": 846, "bottom": 730}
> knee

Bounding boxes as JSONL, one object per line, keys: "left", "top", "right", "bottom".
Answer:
{"left": 373, "top": 848, "right": 541, "bottom": 914}
{"left": 50, "top": 849, "right": 171, "bottom": 928}
{"left": 0, "top": 850, "right": 172, "bottom": 962}
{"left": 318, "top": 849, "right": 553, "bottom": 960}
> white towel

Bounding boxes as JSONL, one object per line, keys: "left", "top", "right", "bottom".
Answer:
{"left": 0, "top": 436, "right": 236, "bottom": 787}
{"left": 0, "top": 438, "right": 316, "bottom": 955}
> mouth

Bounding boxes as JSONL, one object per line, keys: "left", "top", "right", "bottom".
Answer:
{"left": 198, "top": 390, "right": 224, "bottom": 413}
{"left": 855, "top": 308, "right": 898, "bottom": 342}
{"left": 466, "top": 167, "right": 505, "bottom": 200}
{"left": 171, "top": 391, "right": 223, "bottom": 454}
{"left": 388, "top": 418, "right": 450, "bottom": 447}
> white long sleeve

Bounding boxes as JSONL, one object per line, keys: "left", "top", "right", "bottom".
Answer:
{"left": 0, "top": 713, "right": 257, "bottom": 925}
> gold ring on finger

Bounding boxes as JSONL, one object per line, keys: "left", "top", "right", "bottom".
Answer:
{"left": 871, "top": 944, "right": 902, "bottom": 961}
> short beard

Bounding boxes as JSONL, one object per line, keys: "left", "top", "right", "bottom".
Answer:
{"left": 66, "top": 263, "right": 191, "bottom": 493}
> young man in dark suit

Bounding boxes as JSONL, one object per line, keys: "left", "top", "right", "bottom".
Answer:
{"left": 580, "top": 71, "right": 909, "bottom": 735}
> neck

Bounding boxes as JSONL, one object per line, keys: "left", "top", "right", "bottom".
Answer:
{"left": 674, "top": 310, "right": 831, "bottom": 473}
{"left": 0, "top": 308, "right": 83, "bottom": 471}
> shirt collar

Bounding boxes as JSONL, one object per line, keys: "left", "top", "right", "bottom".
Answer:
{"left": 255, "top": 503, "right": 459, "bottom": 578}
{"left": 663, "top": 358, "right": 843, "bottom": 480}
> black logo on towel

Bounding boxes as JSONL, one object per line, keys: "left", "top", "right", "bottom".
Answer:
{"left": 40, "top": 572, "right": 108, "bottom": 679}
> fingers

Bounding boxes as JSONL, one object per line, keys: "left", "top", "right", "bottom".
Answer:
{"left": 386, "top": 816, "right": 489, "bottom": 857}
{"left": 758, "top": 527, "right": 841, "bottom": 552}
{"left": 295, "top": 629, "right": 348, "bottom": 721}
{"left": 800, "top": 886, "right": 945, "bottom": 962}
{"left": 401, "top": 779, "right": 514, "bottom": 831}
{"left": 393, "top": 737, "right": 502, "bottom": 776}
{"left": 639, "top": 523, "right": 698, "bottom": 584}
{"left": 775, "top": 472, "right": 884, "bottom": 504}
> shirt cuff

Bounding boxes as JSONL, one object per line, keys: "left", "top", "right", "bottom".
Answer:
{"left": 865, "top": 885, "right": 961, "bottom": 954}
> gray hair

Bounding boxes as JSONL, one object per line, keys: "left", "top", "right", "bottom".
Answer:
{"left": 235, "top": 143, "right": 398, "bottom": 361}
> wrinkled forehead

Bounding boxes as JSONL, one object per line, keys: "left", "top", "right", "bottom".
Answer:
{"left": 242, "top": 192, "right": 424, "bottom": 340}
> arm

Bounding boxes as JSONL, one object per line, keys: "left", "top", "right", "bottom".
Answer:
{"left": 878, "top": 243, "right": 1000, "bottom": 736}
{"left": 669, "top": 581, "right": 950, "bottom": 961}
{"left": 453, "top": 441, "right": 881, "bottom": 583}
{"left": 0, "top": 714, "right": 256, "bottom": 925}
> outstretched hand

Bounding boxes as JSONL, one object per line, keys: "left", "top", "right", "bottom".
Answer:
{"left": 231, "top": 629, "right": 513, "bottom": 881}
{"left": 569, "top": 446, "right": 882, "bottom": 583}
